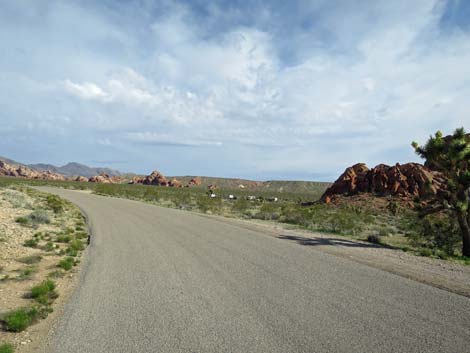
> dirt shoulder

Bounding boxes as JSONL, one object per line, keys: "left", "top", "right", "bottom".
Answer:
{"left": 203, "top": 214, "right": 470, "bottom": 298}
{"left": 0, "top": 187, "right": 88, "bottom": 352}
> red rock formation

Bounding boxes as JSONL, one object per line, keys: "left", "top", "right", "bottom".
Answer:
{"left": 143, "top": 171, "right": 168, "bottom": 186}
{"left": 187, "top": 177, "right": 202, "bottom": 187}
{"left": 169, "top": 178, "right": 182, "bottom": 188}
{"left": 322, "top": 162, "right": 445, "bottom": 203}
{"left": 0, "top": 160, "right": 66, "bottom": 181}
{"left": 88, "top": 173, "right": 120, "bottom": 184}
{"left": 128, "top": 171, "right": 182, "bottom": 187}
{"left": 74, "top": 176, "right": 89, "bottom": 182}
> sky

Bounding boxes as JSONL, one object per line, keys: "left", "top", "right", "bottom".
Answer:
{"left": 0, "top": 0, "right": 469, "bottom": 181}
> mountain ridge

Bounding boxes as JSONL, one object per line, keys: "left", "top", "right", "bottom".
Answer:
{"left": 0, "top": 156, "right": 121, "bottom": 178}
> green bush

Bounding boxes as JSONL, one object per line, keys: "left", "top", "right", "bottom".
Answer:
{"left": 0, "top": 343, "right": 14, "bottom": 353}
{"left": 17, "top": 210, "right": 50, "bottom": 226}
{"left": 30, "top": 280, "right": 58, "bottom": 305}
{"left": 3, "top": 307, "right": 38, "bottom": 332}
{"left": 43, "top": 242, "right": 55, "bottom": 251}
{"left": 56, "top": 234, "right": 71, "bottom": 243}
{"left": 17, "top": 266, "right": 36, "bottom": 280}
{"left": 58, "top": 257, "right": 74, "bottom": 271}
{"left": 45, "top": 195, "right": 64, "bottom": 213}
{"left": 23, "top": 238, "right": 39, "bottom": 248}
{"left": 27, "top": 209, "right": 50, "bottom": 225}
{"left": 15, "top": 217, "right": 28, "bottom": 225}
{"left": 69, "top": 239, "right": 84, "bottom": 251}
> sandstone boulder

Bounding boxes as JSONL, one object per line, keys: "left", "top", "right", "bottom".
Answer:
{"left": 88, "top": 173, "right": 120, "bottom": 183}
{"left": 0, "top": 160, "right": 65, "bottom": 181}
{"left": 321, "top": 162, "right": 445, "bottom": 202}
{"left": 187, "top": 177, "right": 202, "bottom": 187}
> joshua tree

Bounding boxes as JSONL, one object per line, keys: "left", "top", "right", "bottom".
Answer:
{"left": 412, "top": 127, "right": 470, "bottom": 257}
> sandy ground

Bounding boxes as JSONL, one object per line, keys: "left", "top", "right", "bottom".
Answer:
{"left": 204, "top": 214, "right": 470, "bottom": 298}
{"left": 0, "top": 188, "right": 86, "bottom": 352}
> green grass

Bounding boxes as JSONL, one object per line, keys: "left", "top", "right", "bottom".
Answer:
{"left": 56, "top": 234, "right": 71, "bottom": 243}
{"left": 58, "top": 257, "right": 74, "bottom": 271}
{"left": 23, "top": 238, "right": 39, "bottom": 248}
{"left": 45, "top": 194, "right": 65, "bottom": 214}
{"left": 15, "top": 216, "right": 28, "bottom": 225}
{"left": 30, "top": 280, "right": 58, "bottom": 305}
{"left": 0, "top": 343, "right": 14, "bottom": 353}
{"left": 17, "top": 266, "right": 37, "bottom": 281}
{"left": 2, "top": 307, "right": 38, "bottom": 332}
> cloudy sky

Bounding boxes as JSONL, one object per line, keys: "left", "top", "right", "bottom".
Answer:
{"left": 1, "top": 0, "right": 469, "bottom": 180}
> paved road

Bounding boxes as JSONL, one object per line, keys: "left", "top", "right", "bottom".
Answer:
{"left": 39, "top": 187, "right": 470, "bottom": 353}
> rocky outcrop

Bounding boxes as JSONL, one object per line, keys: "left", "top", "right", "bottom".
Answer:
{"left": 0, "top": 160, "right": 66, "bottom": 181}
{"left": 321, "top": 162, "right": 446, "bottom": 203}
{"left": 88, "top": 174, "right": 120, "bottom": 184}
{"left": 187, "top": 177, "right": 202, "bottom": 187}
{"left": 169, "top": 178, "right": 182, "bottom": 188}
{"left": 129, "top": 171, "right": 183, "bottom": 187}
{"left": 74, "top": 176, "right": 89, "bottom": 182}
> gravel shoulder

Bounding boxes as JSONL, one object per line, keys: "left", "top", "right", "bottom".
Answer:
{"left": 0, "top": 187, "right": 88, "bottom": 352}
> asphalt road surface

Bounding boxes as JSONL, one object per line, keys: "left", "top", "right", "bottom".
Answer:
{"left": 39, "top": 187, "right": 470, "bottom": 353}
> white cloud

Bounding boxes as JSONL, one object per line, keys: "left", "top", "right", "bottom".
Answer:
{"left": 1, "top": 0, "right": 470, "bottom": 179}
{"left": 63, "top": 80, "right": 109, "bottom": 101}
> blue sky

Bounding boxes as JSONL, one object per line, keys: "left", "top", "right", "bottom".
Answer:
{"left": 1, "top": 0, "right": 469, "bottom": 181}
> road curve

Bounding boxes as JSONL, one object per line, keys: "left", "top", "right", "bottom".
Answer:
{"left": 39, "top": 187, "right": 470, "bottom": 353}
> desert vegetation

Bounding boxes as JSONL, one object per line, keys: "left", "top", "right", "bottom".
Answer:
{"left": 0, "top": 134, "right": 468, "bottom": 267}
{"left": 0, "top": 184, "right": 88, "bottom": 351}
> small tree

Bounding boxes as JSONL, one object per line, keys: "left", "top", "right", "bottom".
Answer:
{"left": 412, "top": 127, "right": 470, "bottom": 257}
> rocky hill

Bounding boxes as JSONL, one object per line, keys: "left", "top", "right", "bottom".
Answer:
{"left": 321, "top": 162, "right": 446, "bottom": 203}
{"left": 28, "top": 162, "right": 121, "bottom": 178}
{"left": 0, "top": 156, "right": 121, "bottom": 178}
{"left": 0, "top": 160, "right": 66, "bottom": 181}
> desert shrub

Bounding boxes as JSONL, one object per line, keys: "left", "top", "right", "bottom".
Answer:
{"left": 69, "top": 239, "right": 84, "bottom": 251}
{"left": 74, "top": 231, "right": 88, "bottom": 239}
{"left": 17, "top": 210, "right": 51, "bottom": 226}
{"left": 43, "top": 242, "right": 55, "bottom": 251}
{"left": 45, "top": 195, "right": 64, "bottom": 213}
{"left": 56, "top": 235, "right": 71, "bottom": 243}
{"left": 28, "top": 209, "right": 50, "bottom": 224}
{"left": 3, "top": 189, "right": 32, "bottom": 209}
{"left": 58, "top": 257, "right": 74, "bottom": 271}
{"left": 387, "top": 200, "right": 399, "bottom": 215}
{"left": 421, "top": 215, "right": 461, "bottom": 256}
{"left": 196, "top": 196, "right": 210, "bottom": 213}
{"left": 15, "top": 217, "right": 28, "bottom": 225}
{"left": 367, "top": 234, "right": 382, "bottom": 244}
{"left": 419, "top": 248, "right": 433, "bottom": 257}
{"left": 17, "top": 266, "right": 36, "bottom": 280}
{"left": 254, "top": 203, "right": 281, "bottom": 220}
{"left": 30, "top": 280, "right": 58, "bottom": 305}
{"left": 2, "top": 307, "right": 38, "bottom": 332}
{"left": 231, "top": 198, "right": 249, "bottom": 214}
{"left": 23, "top": 238, "right": 39, "bottom": 248}
{"left": 0, "top": 343, "right": 14, "bottom": 353}
{"left": 66, "top": 247, "right": 78, "bottom": 257}
{"left": 17, "top": 255, "right": 42, "bottom": 264}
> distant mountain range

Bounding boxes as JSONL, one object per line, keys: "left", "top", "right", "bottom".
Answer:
{"left": 0, "top": 156, "right": 121, "bottom": 178}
